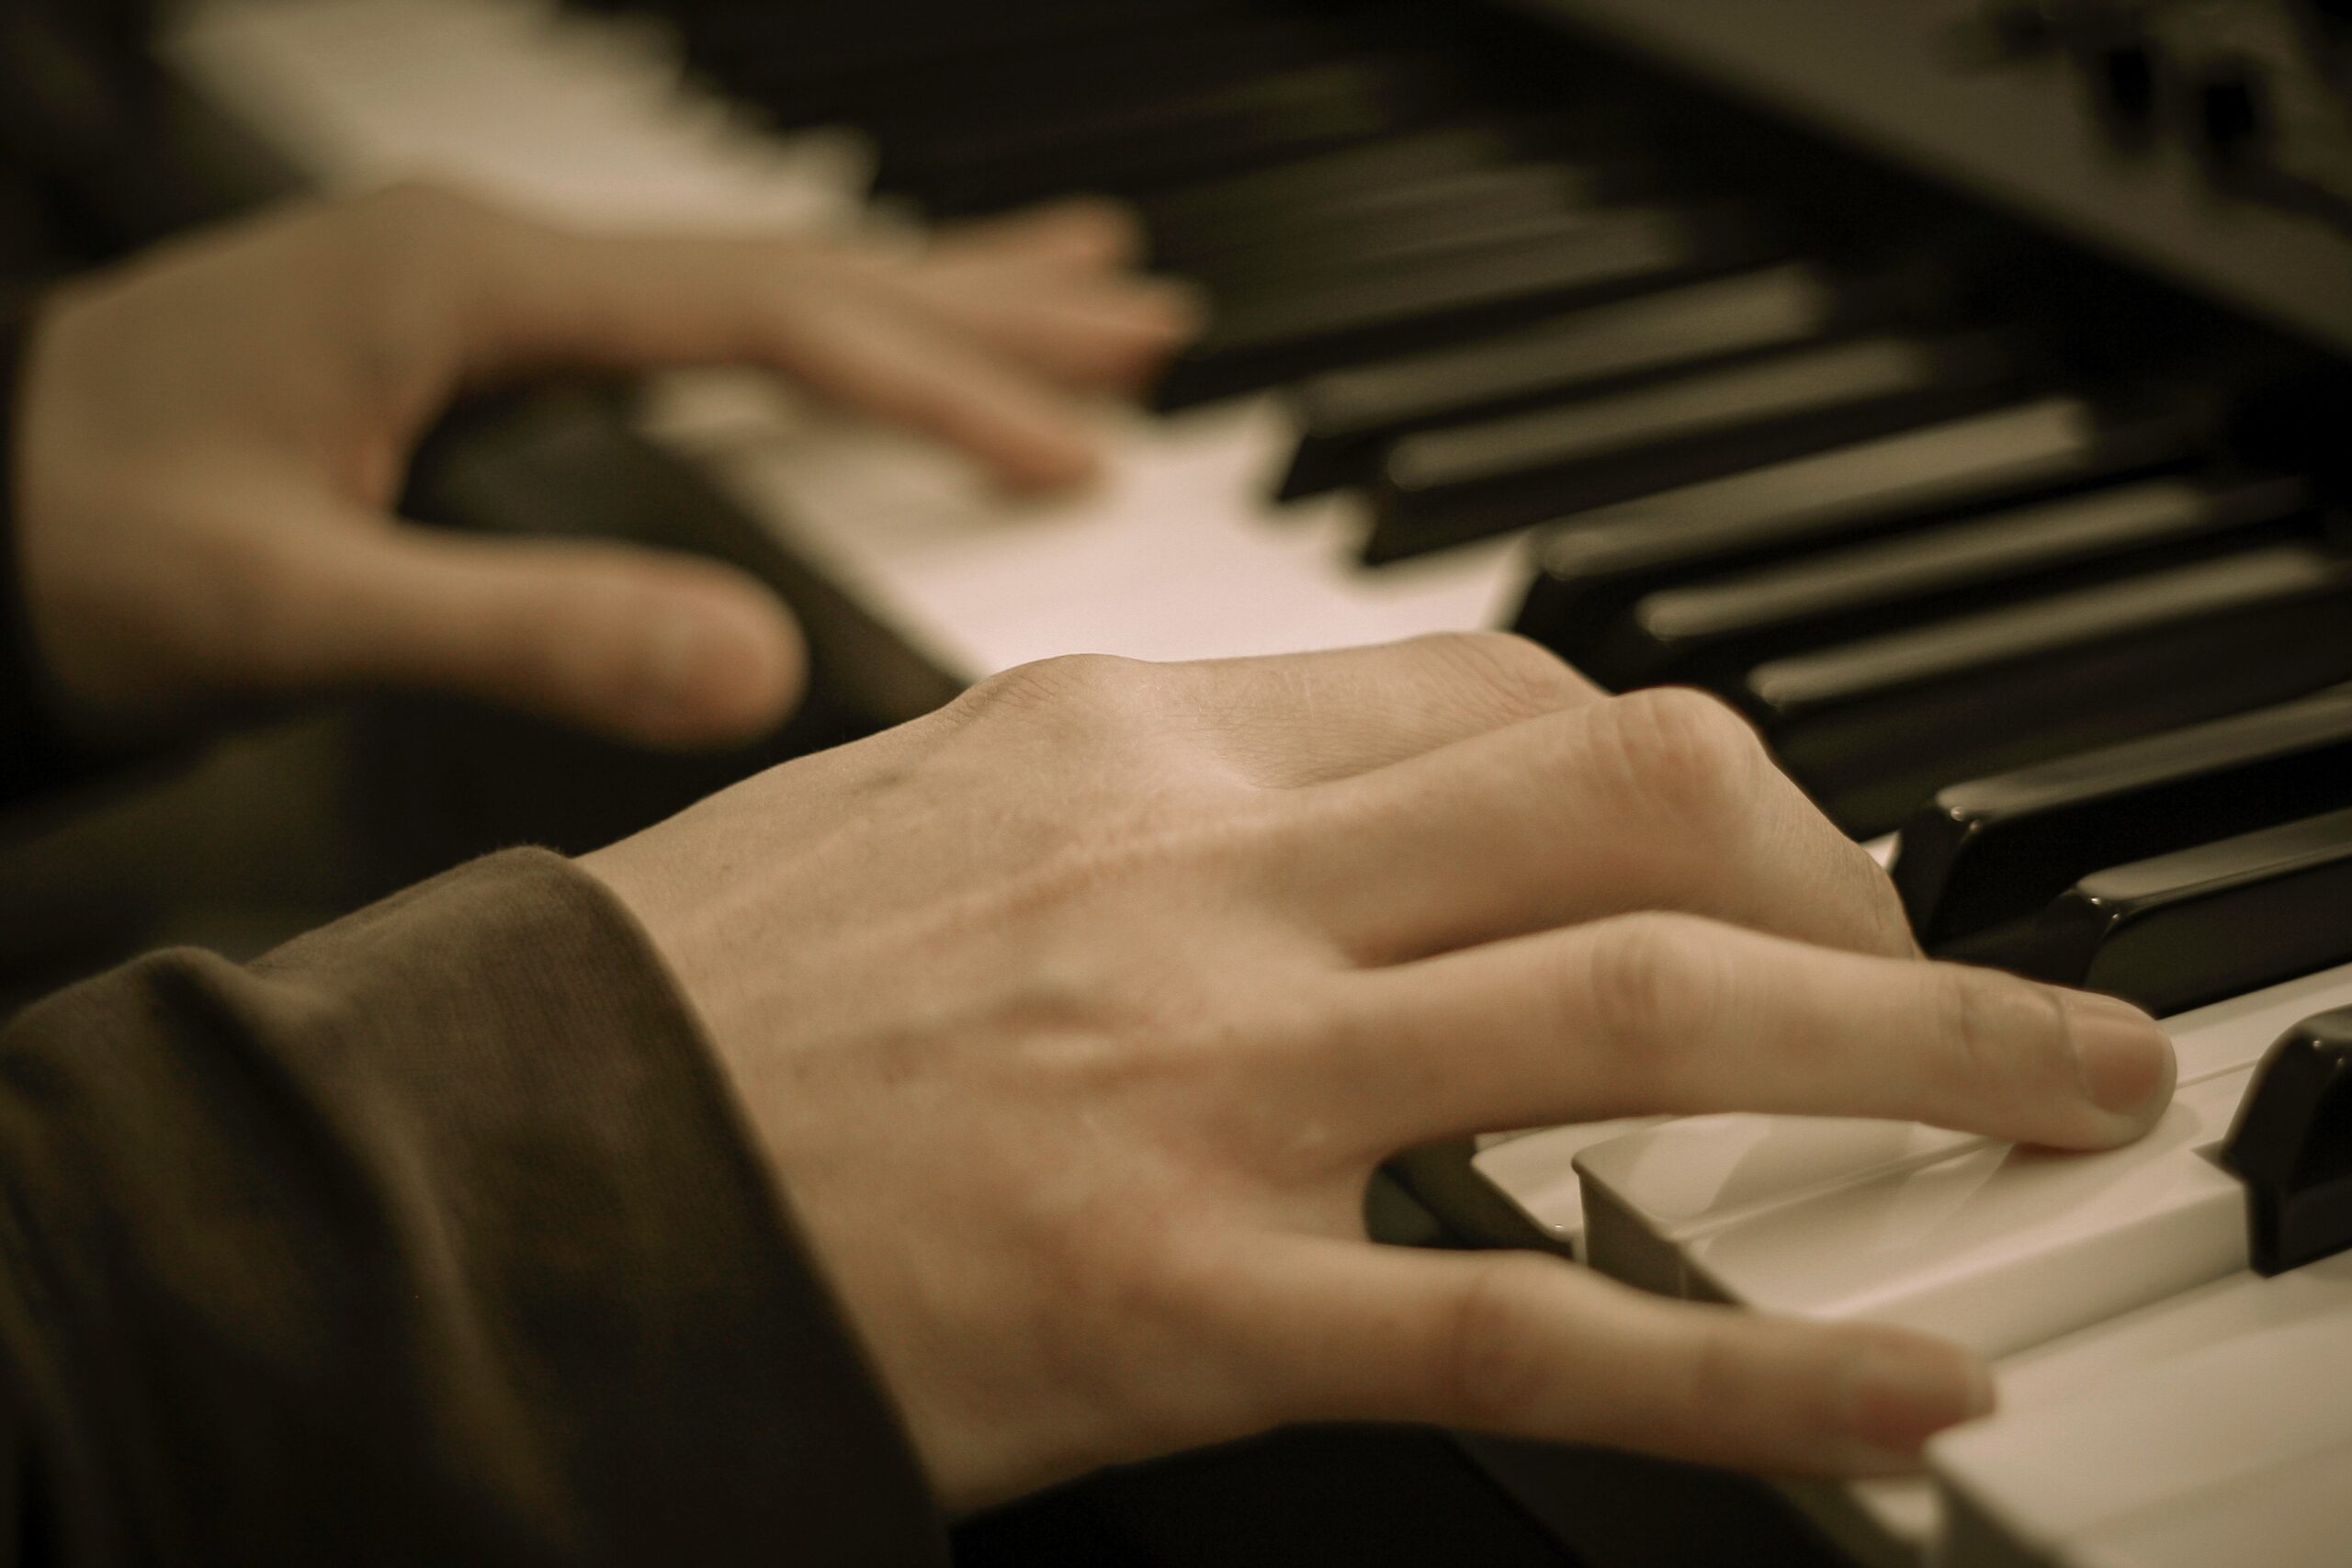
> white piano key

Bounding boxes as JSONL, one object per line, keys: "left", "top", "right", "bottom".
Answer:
{"left": 1686, "top": 1069, "right": 2254, "bottom": 1356}
{"left": 1564, "top": 960, "right": 2352, "bottom": 1306}
{"left": 670, "top": 395, "right": 1528, "bottom": 676}
{"left": 1464, "top": 1117, "right": 1668, "bottom": 1255}
{"left": 1931, "top": 1254, "right": 2352, "bottom": 1568}
{"left": 171, "top": 0, "right": 1535, "bottom": 680}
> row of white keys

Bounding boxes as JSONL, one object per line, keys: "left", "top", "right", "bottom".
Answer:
{"left": 1570, "top": 960, "right": 2352, "bottom": 1340}
{"left": 166, "top": 0, "right": 1532, "bottom": 684}
{"left": 1932, "top": 1253, "right": 2352, "bottom": 1568}
{"left": 1561, "top": 959, "right": 2352, "bottom": 1561}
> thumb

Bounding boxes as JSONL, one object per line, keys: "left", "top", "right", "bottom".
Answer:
{"left": 299, "top": 523, "right": 808, "bottom": 747}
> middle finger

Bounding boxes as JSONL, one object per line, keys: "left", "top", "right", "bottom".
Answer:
{"left": 1280, "top": 684, "right": 1914, "bottom": 964}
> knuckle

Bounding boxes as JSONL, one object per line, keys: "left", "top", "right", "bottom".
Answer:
{"left": 955, "top": 653, "right": 1162, "bottom": 729}
{"left": 1589, "top": 687, "right": 1763, "bottom": 835}
{"left": 1580, "top": 914, "right": 1719, "bottom": 1064}
{"left": 1442, "top": 1254, "right": 1563, "bottom": 1428}
{"left": 1928, "top": 965, "right": 2073, "bottom": 1109}
{"left": 1411, "top": 631, "right": 1586, "bottom": 718}
{"left": 1854, "top": 853, "right": 1924, "bottom": 959}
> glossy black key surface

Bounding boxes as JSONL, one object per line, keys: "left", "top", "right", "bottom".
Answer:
{"left": 1601, "top": 474, "right": 2312, "bottom": 688}
{"left": 710, "top": 7, "right": 1338, "bottom": 133}
{"left": 1138, "top": 122, "right": 1558, "bottom": 255}
{"left": 1743, "top": 545, "right": 2352, "bottom": 837}
{"left": 1365, "top": 333, "right": 2025, "bottom": 562}
{"left": 881, "top": 54, "right": 1465, "bottom": 214}
{"left": 1894, "top": 685, "right": 2352, "bottom": 949}
{"left": 1278, "top": 264, "right": 1841, "bottom": 499}
{"left": 1512, "top": 400, "right": 2197, "bottom": 667}
{"left": 1201, "top": 196, "right": 1638, "bottom": 306}
{"left": 1154, "top": 208, "right": 1727, "bottom": 409}
{"left": 2222, "top": 1009, "right": 2352, "bottom": 1277}
{"left": 2003, "top": 805, "right": 2352, "bottom": 1014}
{"left": 1176, "top": 165, "right": 1618, "bottom": 297}
{"left": 669, "top": 2, "right": 1240, "bottom": 118}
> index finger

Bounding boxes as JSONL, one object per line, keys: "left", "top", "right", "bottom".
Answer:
{"left": 1159, "top": 634, "right": 1604, "bottom": 788}
{"left": 358, "top": 187, "right": 1106, "bottom": 488}
{"left": 1315, "top": 913, "right": 2176, "bottom": 1151}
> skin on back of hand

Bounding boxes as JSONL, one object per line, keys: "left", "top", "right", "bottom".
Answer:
{"left": 580, "top": 633, "right": 2176, "bottom": 1511}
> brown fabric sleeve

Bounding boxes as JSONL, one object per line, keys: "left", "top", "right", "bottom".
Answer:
{"left": 0, "top": 847, "right": 947, "bottom": 1566}
{"left": 0, "top": 297, "right": 83, "bottom": 807}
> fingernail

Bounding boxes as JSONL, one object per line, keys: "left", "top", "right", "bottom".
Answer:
{"left": 1840, "top": 1337, "right": 1996, "bottom": 1460}
{"left": 2062, "top": 989, "right": 2175, "bottom": 1117}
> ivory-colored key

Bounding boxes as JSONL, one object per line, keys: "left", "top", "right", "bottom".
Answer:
{"left": 1569, "top": 960, "right": 2352, "bottom": 1305}
{"left": 1933, "top": 1254, "right": 2352, "bottom": 1568}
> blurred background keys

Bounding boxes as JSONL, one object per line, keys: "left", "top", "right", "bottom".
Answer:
{"left": 1276, "top": 264, "right": 1847, "bottom": 499}
{"left": 1511, "top": 400, "right": 2199, "bottom": 667}
{"left": 1595, "top": 475, "right": 2314, "bottom": 689}
{"left": 1743, "top": 544, "right": 2352, "bottom": 837}
{"left": 1154, "top": 206, "right": 1731, "bottom": 409}
{"left": 1365, "top": 333, "right": 2029, "bottom": 561}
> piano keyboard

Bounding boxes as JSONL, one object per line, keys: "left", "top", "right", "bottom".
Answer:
{"left": 160, "top": 3, "right": 2352, "bottom": 1564}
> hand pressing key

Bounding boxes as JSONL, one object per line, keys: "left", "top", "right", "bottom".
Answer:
{"left": 15, "top": 184, "right": 1200, "bottom": 751}
{"left": 580, "top": 633, "right": 2177, "bottom": 1510}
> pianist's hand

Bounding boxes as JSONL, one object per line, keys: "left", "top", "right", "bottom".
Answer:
{"left": 15, "top": 183, "right": 1198, "bottom": 749}
{"left": 581, "top": 634, "right": 2179, "bottom": 1511}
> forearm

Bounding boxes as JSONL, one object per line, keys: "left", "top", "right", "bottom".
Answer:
{"left": 0, "top": 849, "right": 944, "bottom": 1565}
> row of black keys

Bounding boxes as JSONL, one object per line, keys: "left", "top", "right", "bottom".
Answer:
{"left": 606, "top": 0, "right": 2352, "bottom": 1014}
{"left": 639, "top": 0, "right": 1989, "bottom": 538}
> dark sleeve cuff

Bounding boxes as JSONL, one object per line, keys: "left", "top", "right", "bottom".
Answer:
{"left": 0, "top": 296, "right": 84, "bottom": 808}
{"left": 0, "top": 847, "right": 947, "bottom": 1565}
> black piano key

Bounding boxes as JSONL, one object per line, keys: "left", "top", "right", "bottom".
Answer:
{"left": 1893, "top": 683, "right": 2352, "bottom": 950}
{"left": 1278, "top": 263, "right": 1841, "bottom": 499}
{"left": 680, "top": 0, "right": 1253, "bottom": 114}
{"left": 1153, "top": 207, "right": 1742, "bottom": 409}
{"left": 1602, "top": 474, "right": 2312, "bottom": 689}
{"left": 2000, "top": 805, "right": 2352, "bottom": 1014}
{"left": 706, "top": 10, "right": 1314, "bottom": 133}
{"left": 1138, "top": 123, "right": 1543, "bottom": 245}
{"left": 1744, "top": 545, "right": 2352, "bottom": 837}
{"left": 1169, "top": 163, "right": 1607, "bottom": 290}
{"left": 1511, "top": 399, "right": 2197, "bottom": 670}
{"left": 880, "top": 54, "right": 1466, "bottom": 214}
{"left": 2221, "top": 1009, "right": 2352, "bottom": 1277}
{"left": 1363, "top": 333, "right": 2027, "bottom": 562}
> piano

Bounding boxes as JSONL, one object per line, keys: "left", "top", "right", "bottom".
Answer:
{"left": 154, "top": 3, "right": 2352, "bottom": 1563}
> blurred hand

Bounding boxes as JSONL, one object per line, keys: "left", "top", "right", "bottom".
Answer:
{"left": 15, "top": 184, "right": 1199, "bottom": 748}
{"left": 580, "top": 635, "right": 2177, "bottom": 1511}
